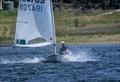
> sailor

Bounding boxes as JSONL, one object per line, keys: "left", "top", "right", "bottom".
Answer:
{"left": 60, "top": 41, "right": 68, "bottom": 55}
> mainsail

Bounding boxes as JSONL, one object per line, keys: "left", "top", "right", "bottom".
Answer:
{"left": 15, "top": 0, "right": 56, "bottom": 47}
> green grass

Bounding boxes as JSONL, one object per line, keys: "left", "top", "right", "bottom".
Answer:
{"left": 55, "top": 9, "right": 120, "bottom": 28}
{"left": 0, "top": 9, "right": 120, "bottom": 44}
{"left": 57, "top": 34, "right": 120, "bottom": 44}
{"left": 0, "top": 10, "right": 17, "bottom": 18}
{"left": 0, "top": 10, "right": 16, "bottom": 44}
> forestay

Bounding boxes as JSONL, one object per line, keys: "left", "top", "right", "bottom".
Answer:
{"left": 15, "top": 0, "right": 56, "bottom": 47}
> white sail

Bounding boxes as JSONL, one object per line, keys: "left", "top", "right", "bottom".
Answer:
{"left": 15, "top": 0, "right": 56, "bottom": 47}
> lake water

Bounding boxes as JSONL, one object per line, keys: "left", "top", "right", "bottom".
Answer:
{"left": 0, "top": 43, "right": 120, "bottom": 82}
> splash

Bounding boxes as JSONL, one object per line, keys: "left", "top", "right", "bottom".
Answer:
{"left": 22, "top": 57, "right": 45, "bottom": 63}
{"left": 0, "top": 50, "right": 97, "bottom": 64}
{"left": 62, "top": 50, "right": 97, "bottom": 62}
{"left": 0, "top": 59, "right": 20, "bottom": 64}
{"left": 0, "top": 57, "right": 45, "bottom": 64}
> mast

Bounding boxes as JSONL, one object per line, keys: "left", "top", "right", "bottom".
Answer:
{"left": 50, "top": 0, "right": 57, "bottom": 55}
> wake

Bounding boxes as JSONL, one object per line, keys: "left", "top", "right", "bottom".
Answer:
{"left": 0, "top": 50, "right": 97, "bottom": 64}
{"left": 62, "top": 50, "right": 97, "bottom": 62}
{"left": 0, "top": 57, "right": 45, "bottom": 64}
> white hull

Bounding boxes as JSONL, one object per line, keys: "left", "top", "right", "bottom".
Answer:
{"left": 43, "top": 54, "right": 64, "bottom": 63}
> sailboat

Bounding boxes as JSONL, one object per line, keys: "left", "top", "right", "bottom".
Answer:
{"left": 15, "top": 0, "right": 64, "bottom": 62}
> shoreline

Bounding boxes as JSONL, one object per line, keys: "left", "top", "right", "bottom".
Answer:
{"left": 0, "top": 42, "right": 119, "bottom": 47}
{"left": 0, "top": 10, "right": 120, "bottom": 47}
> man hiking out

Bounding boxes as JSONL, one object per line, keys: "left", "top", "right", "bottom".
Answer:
{"left": 60, "top": 41, "right": 70, "bottom": 55}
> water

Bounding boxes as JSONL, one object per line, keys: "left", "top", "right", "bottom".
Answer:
{"left": 0, "top": 43, "right": 120, "bottom": 82}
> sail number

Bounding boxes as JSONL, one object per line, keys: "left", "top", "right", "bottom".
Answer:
{"left": 20, "top": 0, "right": 45, "bottom": 3}
{"left": 20, "top": 0, "right": 45, "bottom": 12}
{"left": 20, "top": 4, "right": 43, "bottom": 12}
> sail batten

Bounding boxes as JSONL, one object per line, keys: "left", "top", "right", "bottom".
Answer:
{"left": 15, "top": 0, "right": 55, "bottom": 47}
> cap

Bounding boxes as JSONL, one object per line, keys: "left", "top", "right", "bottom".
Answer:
{"left": 61, "top": 41, "right": 65, "bottom": 44}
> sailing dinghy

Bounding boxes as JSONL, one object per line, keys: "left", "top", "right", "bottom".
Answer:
{"left": 15, "top": 0, "right": 64, "bottom": 62}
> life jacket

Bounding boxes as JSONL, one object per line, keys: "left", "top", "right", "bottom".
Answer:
{"left": 60, "top": 45, "right": 67, "bottom": 55}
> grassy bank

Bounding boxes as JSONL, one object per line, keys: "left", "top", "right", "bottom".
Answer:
{"left": 0, "top": 9, "right": 120, "bottom": 44}
{"left": 55, "top": 9, "right": 120, "bottom": 35}
{"left": 0, "top": 10, "right": 16, "bottom": 44}
{"left": 57, "top": 34, "right": 120, "bottom": 44}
